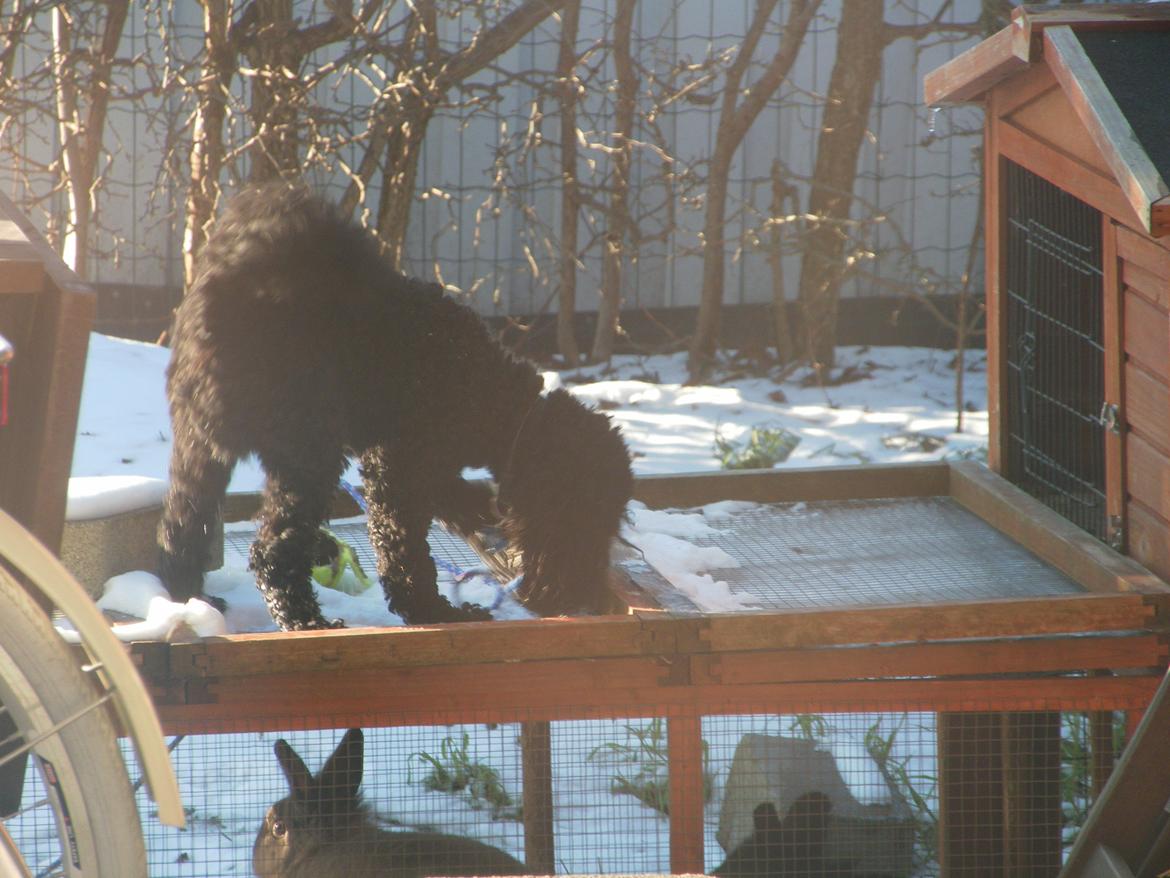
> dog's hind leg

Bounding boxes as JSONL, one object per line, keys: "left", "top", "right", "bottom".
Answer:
{"left": 431, "top": 478, "right": 497, "bottom": 539}
{"left": 361, "top": 446, "right": 492, "bottom": 624}
{"left": 250, "top": 446, "right": 347, "bottom": 630}
{"left": 158, "top": 427, "right": 234, "bottom": 604}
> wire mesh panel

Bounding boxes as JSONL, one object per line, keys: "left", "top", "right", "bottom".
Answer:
{"left": 703, "top": 710, "right": 1115, "bottom": 877}
{"left": 134, "top": 723, "right": 530, "bottom": 878}
{"left": 129, "top": 708, "right": 1123, "bottom": 877}
{"left": 1003, "top": 159, "right": 1107, "bottom": 541}
{"left": 620, "top": 498, "right": 1086, "bottom": 612}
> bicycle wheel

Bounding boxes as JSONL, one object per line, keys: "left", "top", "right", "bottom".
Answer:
{"left": 0, "top": 565, "right": 147, "bottom": 877}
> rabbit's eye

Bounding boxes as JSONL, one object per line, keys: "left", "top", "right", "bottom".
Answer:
{"left": 271, "top": 819, "right": 288, "bottom": 839}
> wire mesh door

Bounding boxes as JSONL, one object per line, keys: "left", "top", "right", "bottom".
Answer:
{"left": 1003, "top": 159, "right": 1107, "bottom": 542}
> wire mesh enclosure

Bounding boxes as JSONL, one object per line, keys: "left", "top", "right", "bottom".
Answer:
{"left": 1002, "top": 159, "right": 1107, "bottom": 542}
{"left": 0, "top": 708, "right": 1118, "bottom": 876}
{"left": 77, "top": 463, "right": 1168, "bottom": 876}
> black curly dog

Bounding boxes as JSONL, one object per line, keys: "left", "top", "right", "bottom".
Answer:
{"left": 157, "top": 184, "right": 633, "bottom": 630}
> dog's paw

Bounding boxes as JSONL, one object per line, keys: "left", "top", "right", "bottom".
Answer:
{"left": 451, "top": 601, "right": 493, "bottom": 622}
{"left": 278, "top": 613, "right": 344, "bottom": 631}
{"left": 397, "top": 594, "right": 493, "bottom": 625}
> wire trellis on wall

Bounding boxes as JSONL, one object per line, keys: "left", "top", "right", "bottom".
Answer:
{"left": 0, "top": 0, "right": 986, "bottom": 328}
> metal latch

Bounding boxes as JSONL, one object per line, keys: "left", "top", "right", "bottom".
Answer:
{"left": 1099, "top": 401, "right": 1122, "bottom": 434}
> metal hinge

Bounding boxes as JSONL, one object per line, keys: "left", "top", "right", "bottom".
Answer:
{"left": 1099, "top": 401, "right": 1123, "bottom": 434}
{"left": 1107, "top": 515, "right": 1125, "bottom": 552}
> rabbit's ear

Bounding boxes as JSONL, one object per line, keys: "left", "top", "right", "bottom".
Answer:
{"left": 274, "top": 739, "right": 313, "bottom": 798}
{"left": 314, "top": 728, "right": 364, "bottom": 802}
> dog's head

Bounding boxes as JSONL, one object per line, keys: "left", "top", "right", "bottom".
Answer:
{"left": 500, "top": 389, "right": 633, "bottom": 616}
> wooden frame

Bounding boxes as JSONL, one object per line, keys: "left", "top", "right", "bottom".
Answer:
{"left": 928, "top": 6, "right": 1170, "bottom": 240}
{"left": 0, "top": 192, "right": 94, "bottom": 553}
{"left": 128, "top": 462, "right": 1170, "bottom": 875}
{"left": 928, "top": 5, "right": 1170, "bottom": 588}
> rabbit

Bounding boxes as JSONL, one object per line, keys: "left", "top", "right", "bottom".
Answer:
{"left": 713, "top": 793, "right": 894, "bottom": 878}
{"left": 253, "top": 728, "right": 529, "bottom": 878}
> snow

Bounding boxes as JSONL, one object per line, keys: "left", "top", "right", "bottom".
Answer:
{"left": 65, "top": 334, "right": 987, "bottom": 629}
{"left": 65, "top": 475, "right": 168, "bottom": 520}
{"left": 42, "top": 333, "right": 987, "bottom": 874}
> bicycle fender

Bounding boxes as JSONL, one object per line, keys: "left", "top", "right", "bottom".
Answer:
{"left": 0, "top": 508, "right": 185, "bottom": 828}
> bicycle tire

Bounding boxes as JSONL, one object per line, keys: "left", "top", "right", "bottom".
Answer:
{"left": 0, "top": 566, "right": 148, "bottom": 877}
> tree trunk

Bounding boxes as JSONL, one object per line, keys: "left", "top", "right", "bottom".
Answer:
{"left": 687, "top": 0, "right": 819, "bottom": 380}
{"left": 339, "top": 0, "right": 565, "bottom": 266}
{"left": 768, "top": 158, "right": 796, "bottom": 364}
{"left": 184, "top": 0, "right": 235, "bottom": 287}
{"left": 241, "top": 0, "right": 300, "bottom": 182}
{"left": 796, "top": 0, "right": 885, "bottom": 371}
{"left": 555, "top": 0, "right": 581, "bottom": 366}
{"left": 591, "top": 0, "right": 637, "bottom": 364}
{"left": 50, "top": 1, "right": 129, "bottom": 278}
{"left": 375, "top": 103, "right": 435, "bottom": 270}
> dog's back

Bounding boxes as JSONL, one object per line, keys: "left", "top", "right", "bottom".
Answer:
{"left": 160, "top": 182, "right": 631, "bottom": 627}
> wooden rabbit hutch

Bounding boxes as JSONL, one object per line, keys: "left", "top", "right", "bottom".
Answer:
{"left": 923, "top": 5, "right": 1170, "bottom": 875}
{"left": 118, "top": 461, "right": 1170, "bottom": 877}
{"left": 925, "top": 2, "right": 1170, "bottom": 584}
{"left": 10, "top": 5, "right": 1170, "bottom": 870}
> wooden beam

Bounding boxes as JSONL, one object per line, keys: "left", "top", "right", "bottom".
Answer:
{"left": 949, "top": 461, "right": 1170, "bottom": 595}
{"left": 667, "top": 714, "right": 705, "bottom": 875}
{"left": 146, "top": 672, "right": 1161, "bottom": 739}
{"left": 137, "top": 624, "right": 1168, "bottom": 694}
{"left": 1002, "top": 712, "right": 1064, "bottom": 873}
{"left": 1104, "top": 218, "right": 1127, "bottom": 552}
{"left": 1061, "top": 668, "right": 1170, "bottom": 876}
{"left": 1044, "top": 26, "right": 1170, "bottom": 238}
{"left": 0, "top": 193, "right": 95, "bottom": 551}
{"left": 938, "top": 712, "right": 1004, "bottom": 874}
{"left": 1016, "top": 5, "right": 1170, "bottom": 31}
{"left": 924, "top": 25, "right": 1029, "bottom": 106}
{"left": 134, "top": 590, "right": 1170, "bottom": 687}
{"left": 997, "top": 117, "right": 1147, "bottom": 230}
{"left": 707, "top": 636, "right": 1167, "bottom": 688}
{"left": 0, "top": 193, "right": 90, "bottom": 301}
{"left": 0, "top": 217, "right": 45, "bottom": 294}
{"left": 985, "top": 125, "right": 1007, "bottom": 473}
{"left": 1116, "top": 223, "right": 1170, "bottom": 279}
{"left": 520, "top": 722, "right": 555, "bottom": 874}
{"left": 1153, "top": 196, "right": 1170, "bottom": 239}
{"left": 632, "top": 461, "right": 950, "bottom": 510}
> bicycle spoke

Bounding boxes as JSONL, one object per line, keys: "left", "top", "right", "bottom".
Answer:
{"left": 0, "top": 692, "right": 115, "bottom": 771}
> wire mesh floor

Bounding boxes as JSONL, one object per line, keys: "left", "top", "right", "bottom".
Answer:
{"left": 224, "top": 496, "right": 1085, "bottom": 615}
{"left": 224, "top": 517, "right": 486, "bottom": 579}
{"left": 631, "top": 496, "right": 1086, "bottom": 612}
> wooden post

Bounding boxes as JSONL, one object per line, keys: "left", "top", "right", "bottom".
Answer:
{"left": 0, "top": 192, "right": 94, "bottom": 553}
{"left": 940, "top": 711, "right": 1063, "bottom": 876}
{"left": 1090, "top": 710, "right": 1117, "bottom": 798}
{"left": 520, "top": 721, "right": 555, "bottom": 874}
{"left": 984, "top": 100, "right": 1008, "bottom": 474}
{"left": 1002, "top": 712, "right": 1063, "bottom": 876}
{"left": 1102, "top": 216, "right": 1126, "bottom": 553}
{"left": 938, "top": 712, "right": 1005, "bottom": 875}
{"left": 668, "top": 714, "right": 705, "bottom": 874}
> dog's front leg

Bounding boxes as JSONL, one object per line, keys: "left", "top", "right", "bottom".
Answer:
{"left": 157, "top": 423, "right": 235, "bottom": 605}
{"left": 361, "top": 446, "right": 492, "bottom": 624}
{"left": 250, "top": 450, "right": 345, "bottom": 630}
